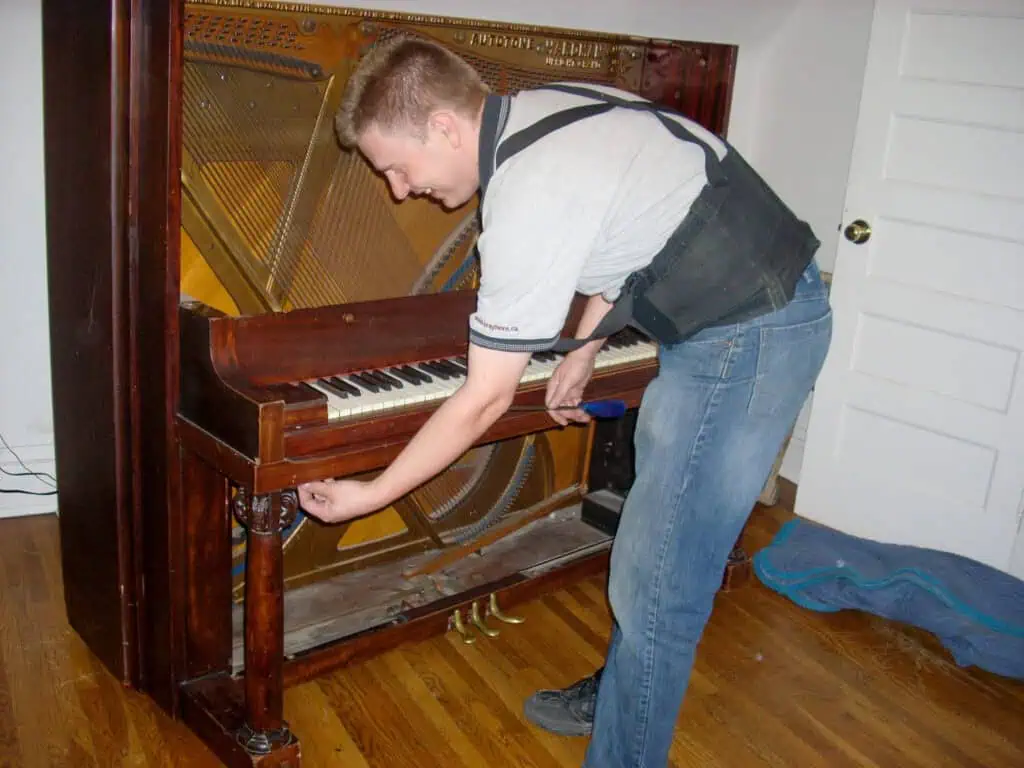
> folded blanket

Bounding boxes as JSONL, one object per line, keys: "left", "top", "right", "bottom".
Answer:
{"left": 753, "top": 518, "right": 1024, "bottom": 680}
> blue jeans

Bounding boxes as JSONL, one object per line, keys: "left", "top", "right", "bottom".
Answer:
{"left": 584, "top": 260, "right": 833, "bottom": 767}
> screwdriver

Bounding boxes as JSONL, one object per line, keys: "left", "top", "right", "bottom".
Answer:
{"left": 506, "top": 398, "right": 627, "bottom": 418}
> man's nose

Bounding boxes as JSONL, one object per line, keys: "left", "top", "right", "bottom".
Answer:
{"left": 388, "top": 176, "right": 409, "bottom": 200}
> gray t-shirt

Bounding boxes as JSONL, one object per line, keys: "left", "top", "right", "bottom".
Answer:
{"left": 468, "top": 83, "right": 728, "bottom": 352}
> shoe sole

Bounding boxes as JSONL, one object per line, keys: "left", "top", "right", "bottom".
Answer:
{"left": 523, "top": 712, "right": 593, "bottom": 737}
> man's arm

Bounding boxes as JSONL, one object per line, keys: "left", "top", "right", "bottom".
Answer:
{"left": 298, "top": 344, "right": 530, "bottom": 522}
{"left": 544, "top": 293, "right": 615, "bottom": 425}
{"left": 371, "top": 344, "right": 530, "bottom": 501}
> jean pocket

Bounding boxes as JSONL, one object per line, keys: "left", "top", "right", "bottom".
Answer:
{"left": 662, "top": 331, "right": 740, "bottom": 381}
{"left": 747, "top": 310, "right": 833, "bottom": 419}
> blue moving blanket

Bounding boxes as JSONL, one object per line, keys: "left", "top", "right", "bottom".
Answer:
{"left": 753, "top": 518, "right": 1024, "bottom": 680}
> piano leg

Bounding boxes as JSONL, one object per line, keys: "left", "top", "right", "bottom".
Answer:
{"left": 233, "top": 487, "right": 299, "bottom": 760}
{"left": 176, "top": 455, "right": 303, "bottom": 767}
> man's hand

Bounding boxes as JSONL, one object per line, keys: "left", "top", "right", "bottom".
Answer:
{"left": 545, "top": 349, "right": 597, "bottom": 426}
{"left": 297, "top": 478, "right": 383, "bottom": 524}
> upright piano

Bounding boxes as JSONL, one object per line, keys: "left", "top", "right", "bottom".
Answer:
{"left": 41, "top": 1, "right": 739, "bottom": 765}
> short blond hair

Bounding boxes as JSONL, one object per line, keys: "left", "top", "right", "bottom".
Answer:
{"left": 335, "top": 36, "right": 489, "bottom": 148}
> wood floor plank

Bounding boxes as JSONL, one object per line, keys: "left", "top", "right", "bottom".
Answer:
{"left": 447, "top": 633, "right": 589, "bottom": 768}
{"left": 283, "top": 682, "right": 371, "bottom": 768}
{"left": 723, "top": 594, "right": 963, "bottom": 767}
{"left": 378, "top": 651, "right": 493, "bottom": 767}
{"left": 400, "top": 641, "right": 548, "bottom": 768}
{"left": 1, "top": 496, "right": 1022, "bottom": 767}
{"left": 0, "top": 631, "right": 23, "bottom": 767}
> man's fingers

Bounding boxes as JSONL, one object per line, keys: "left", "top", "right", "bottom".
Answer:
{"left": 564, "top": 408, "right": 591, "bottom": 424}
{"left": 298, "top": 495, "right": 326, "bottom": 517}
{"left": 298, "top": 482, "right": 336, "bottom": 517}
{"left": 545, "top": 377, "right": 566, "bottom": 410}
{"left": 299, "top": 480, "right": 333, "bottom": 497}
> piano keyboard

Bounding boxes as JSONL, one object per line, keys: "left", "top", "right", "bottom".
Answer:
{"left": 307, "top": 330, "right": 657, "bottom": 422}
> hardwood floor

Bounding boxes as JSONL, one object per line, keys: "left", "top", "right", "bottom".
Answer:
{"left": 2, "top": 495, "right": 1022, "bottom": 767}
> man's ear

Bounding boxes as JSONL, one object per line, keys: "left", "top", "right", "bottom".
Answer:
{"left": 428, "top": 110, "right": 461, "bottom": 149}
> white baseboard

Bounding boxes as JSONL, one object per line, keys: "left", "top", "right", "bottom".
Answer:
{"left": 0, "top": 442, "right": 58, "bottom": 518}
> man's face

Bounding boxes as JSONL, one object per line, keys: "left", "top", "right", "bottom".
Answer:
{"left": 359, "top": 114, "right": 478, "bottom": 211}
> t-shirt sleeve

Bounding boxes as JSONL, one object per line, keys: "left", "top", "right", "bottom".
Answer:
{"left": 468, "top": 159, "right": 609, "bottom": 352}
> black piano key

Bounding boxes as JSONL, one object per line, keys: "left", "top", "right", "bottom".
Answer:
{"left": 418, "top": 361, "right": 451, "bottom": 380}
{"left": 446, "top": 358, "right": 468, "bottom": 375}
{"left": 400, "top": 364, "right": 432, "bottom": 384}
{"left": 364, "top": 370, "right": 394, "bottom": 390}
{"left": 456, "top": 355, "right": 468, "bottom": 366}
{"left": 330, "top": 376, "right": 362, "bottom": 396}
{"left": 374, "top": 369, "right": 404, "bottom": 389}
{"left": 435, "top": 359, "right": 465, "bottom": 377}
{"left": 317, "top": 378, "right": 349, "bottom": 399}
{"left": 350, "top": 373, "right": 380, "bottom": 393}
{"left": 620, "top": 328, "right": 643, "bottom": 344}
{"left": 389, "top": 366, "right": 423, "bottom": 386}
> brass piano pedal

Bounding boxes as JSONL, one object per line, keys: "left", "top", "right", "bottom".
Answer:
{"left": 451, "top": 608, "right": 476, "bottom": 644}
{"left": 486, "top": 592, "right": 525, "bottom": 625}
{"left": 470, "top": 600, "right": 500, "bottom": 638}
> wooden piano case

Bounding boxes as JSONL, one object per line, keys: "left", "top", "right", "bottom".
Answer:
{"left": 41, "top": 1, "right": 737, "bottom": 765}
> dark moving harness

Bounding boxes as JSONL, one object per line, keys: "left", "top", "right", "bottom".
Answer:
{"left": 478, "top": 84, "right": 820, "bottom": 352}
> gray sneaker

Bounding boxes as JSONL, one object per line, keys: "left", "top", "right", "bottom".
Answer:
{"left": 523, "top": 668, "right": 603, "bottom": 736}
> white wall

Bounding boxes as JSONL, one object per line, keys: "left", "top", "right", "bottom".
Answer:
{"left": 0, "top": 0, "right": 56, "bottom": 517}
{"left": 0, "top": 0, "right": 874, "bottom": 516}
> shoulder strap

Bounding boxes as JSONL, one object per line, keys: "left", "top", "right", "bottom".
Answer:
{"left": 495, "top": 102, "right": 615, "bottom": 168}
{"left": 478, "top": 93, "right": 511, "bottom": 196}
{"left": 494, "top": 83, "right": 727, "bottom": 186}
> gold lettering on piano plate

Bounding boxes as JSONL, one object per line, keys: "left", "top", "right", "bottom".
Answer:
{"left": 466, "top": 32, "right": 534, "bottom": 50}
{"left": 464, "top": 31, "right": 609, "bottom": 70}
{"left": 544, "top": 56, "right": 604, "bottom": 70}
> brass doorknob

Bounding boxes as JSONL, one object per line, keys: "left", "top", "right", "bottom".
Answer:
{"left": 844, "top": 219, "right": 872, "bottom": 244}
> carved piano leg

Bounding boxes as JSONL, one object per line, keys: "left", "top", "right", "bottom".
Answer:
{"left": 233, "top": 487, "right": 298, "bottom": 760}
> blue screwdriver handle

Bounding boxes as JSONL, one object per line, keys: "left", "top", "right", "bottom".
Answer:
{"left": 507, "top": 398, "right": 627, "bottom": 418}
{"left": 580, "top": 399, "right": 627, "bottom": 418}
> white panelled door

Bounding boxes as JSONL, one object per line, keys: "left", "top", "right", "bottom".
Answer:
{"left": 797, "top": 0, "right": 1024, "bottom": 577}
